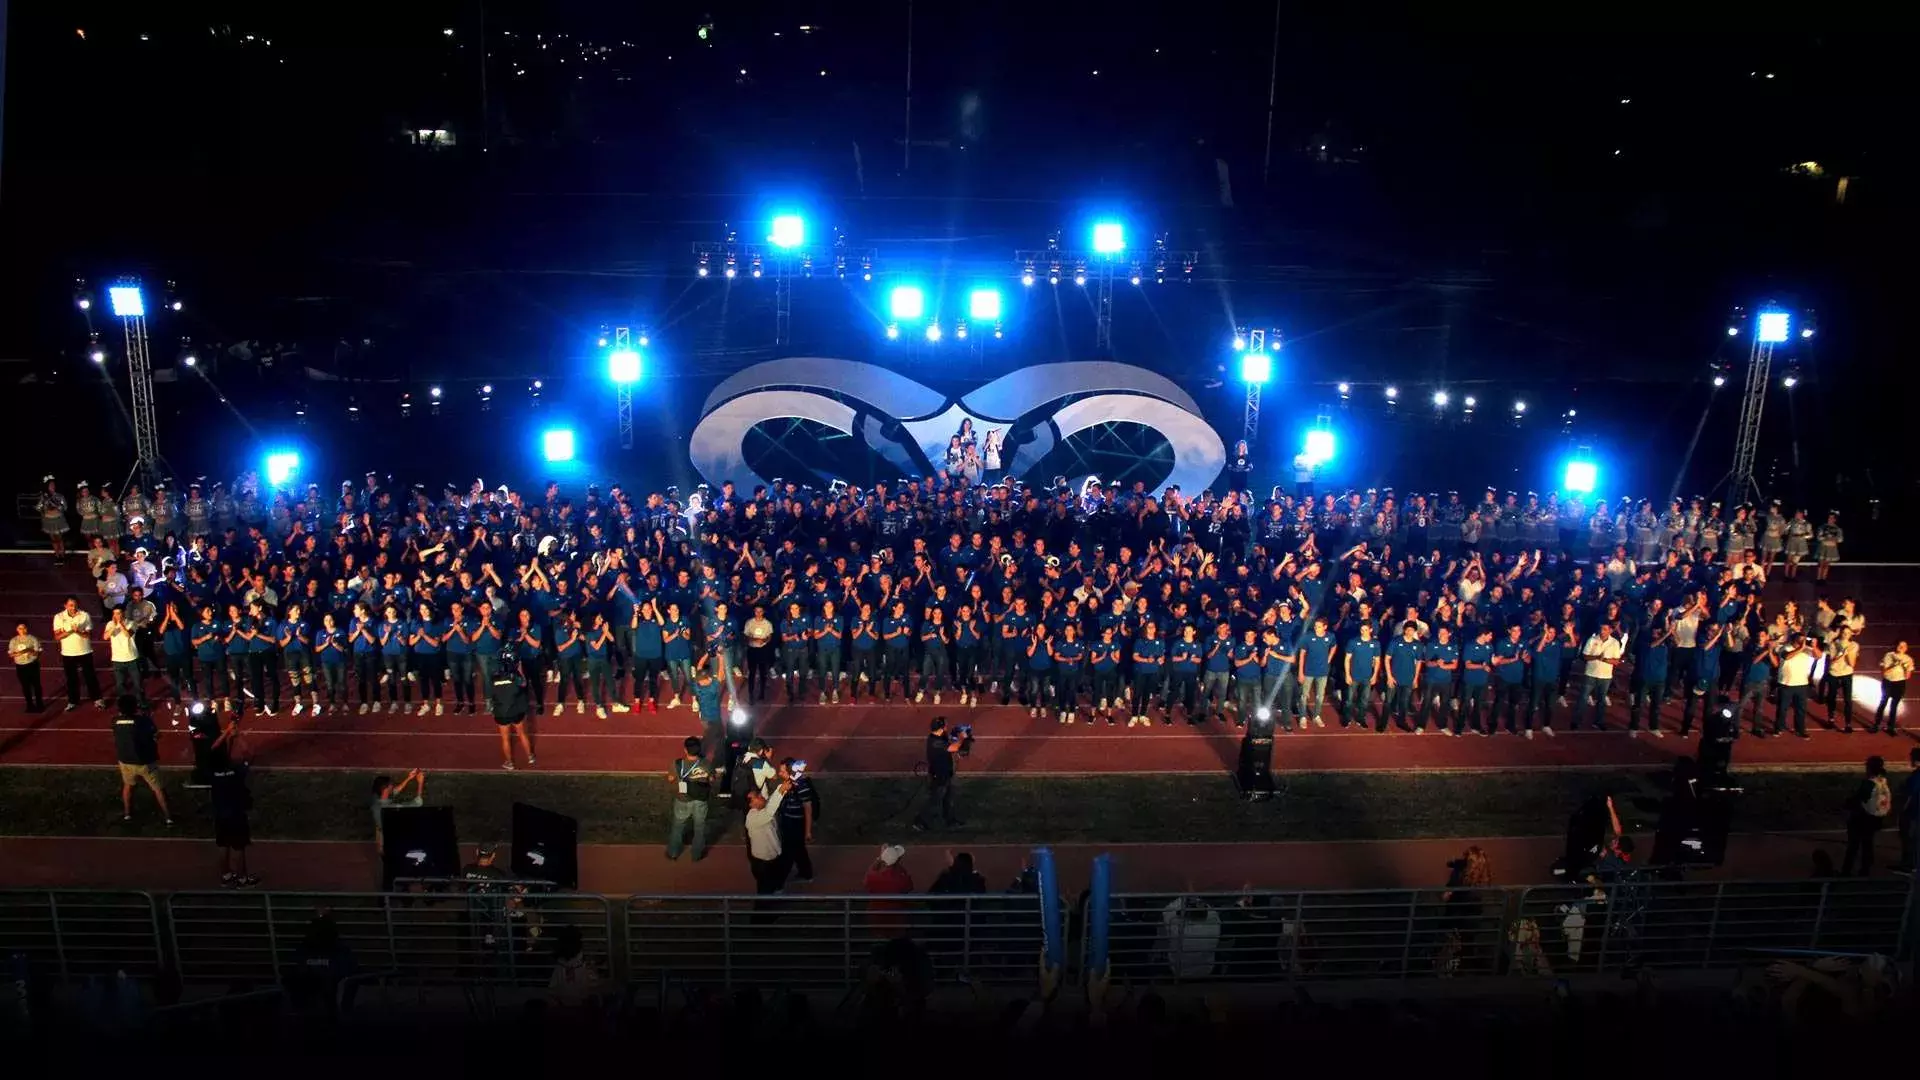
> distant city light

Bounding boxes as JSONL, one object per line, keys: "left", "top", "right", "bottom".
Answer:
{"left": 1463, "top": 396, "right": 1477, "bottom": 409}
{"left": 442, "top": 28, "right": 454, "bottom": 37}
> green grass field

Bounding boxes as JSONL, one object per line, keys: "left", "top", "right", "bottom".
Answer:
{"left": 0, "top": 764, "right": 1856, "bottom": 847}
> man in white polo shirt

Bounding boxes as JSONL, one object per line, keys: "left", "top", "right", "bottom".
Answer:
{"left": 1774, "top": 636, "right": 1817, "bottom": 738}
{"left": 52, "top": 596, "right": 102, "bottom": 711}
{"left": 1578, "top": 623, "right": 1625, "bottom": 731}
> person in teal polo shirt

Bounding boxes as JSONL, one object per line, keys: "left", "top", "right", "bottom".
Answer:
{"left": 585, "top": 611, "right": 617, "bottom": 718}
{"left": 1202, "top": 622, "right": 1234, "bottom": 723}
{"left": 1050, "top": 622, "right": 1087, "bottom": 724}
{"left": 409, "top": 601, "right": 447, "bottom": 716}
{"left": 1091, "top": 626, "right": 1123, "bottom": 724}
{"left": 246, "top": 600, "right": 281, "bottom": 717}
{"left": 443, "top": 600, "right": 475, "bottom": 715}
{"left": 1129, "top": 621, "right": 1166, "bottom": 726}
{"left": 661, "top": 601, "right": 694, "bottom": 709}
{"left": 377, "top": 603, "right": 411, "bottom": 714}
{"left": 630, "top": 600, "right": 665, "bottom": 712}
{"left": 553, "top": 612, "right": 587, "bottom": 715}
{"left": 1298, "top": 617, "right": 1337, "bottom": 728}
{"left": 1458, "top": 627, "right": 1494, "bottom": 736}
{"left": 848, "top": 603, "right": 880, "bottom": 703}
{"left": 1527, "top": 625, "right": 1563, "bottom": 735}
{"left": 1343, "top": 621, "right": 1382, "bottom": 730}
{"left": 192, "top": 604, "right": 226, "bottom": 706}
{"left": 1261, "top": 627, "right": 1297, "bottom": 732}
{"left": 1022, "top": 623, "right": 1053, "bottom": 719}
{"left": 280, "top": 603, "right": 316, "bottom": 716}
{"left": 1231, "top": 628, "right": 1264, "bottom": 729}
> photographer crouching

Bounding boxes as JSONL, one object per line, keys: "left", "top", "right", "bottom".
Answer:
{"left": 912, "top": 716, "right": 971, "bottom": 833}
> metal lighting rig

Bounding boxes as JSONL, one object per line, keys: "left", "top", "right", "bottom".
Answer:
{"left": 79, "top": 277, "right": 174, "bottom": 492}
{"left": 612, "top": 325, "right": 636, "bottom": 449}
{"left": 1716, "top": 304, "right": 1814, "bottom": 507}
{"left": 693, "top": 225, "right": 876, "bottom": 346}
{"left": 1015, "top": 231, "right": 1198, "bottom": 353}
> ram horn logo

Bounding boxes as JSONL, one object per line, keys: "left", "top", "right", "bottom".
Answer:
{"left": 688, "top": 359, "right": 1226, "bottom": 496}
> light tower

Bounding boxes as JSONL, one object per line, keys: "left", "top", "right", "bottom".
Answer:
{"left": 1015, "top": 225, "right": 1197, "bottom": 353}
{"left": 1717, "top": 305, "right": 1809, "bottom": 506}
{"left": 693, "top": 216, "right": 874, "bottom": 346}
{"left": 607, "top": 326, "right": 642, "bottom": 449}
{"left": 1233, "top": 328, "right": 1277, "bottom": 441}
{"left": 104, "top": 281, "right": 165, "bottom": 491}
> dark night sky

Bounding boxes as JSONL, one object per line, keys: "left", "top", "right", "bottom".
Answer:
{"left": 0, "top": 4, "right": 1911, "bottom": 507}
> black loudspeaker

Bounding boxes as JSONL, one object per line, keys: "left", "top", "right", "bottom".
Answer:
{"left": 381, "top": 806, "right": 461, "bottom": 887}
{"left": 511, "top": 802, "right": 579, "bottom": 889}
{"left": 1235, "top": 725, "right": 1276, "bottom": 800}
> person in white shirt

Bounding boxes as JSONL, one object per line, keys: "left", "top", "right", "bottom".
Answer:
{"left": 1774, "top": 637, "right": 1816, "bottom": 738}
{"left": 743, "top": 779, "right": 793, "bottom": 895}
{"left": 104, "top": 608, "right": 143, "bottom": 702}
{"left": 1825, "top": 627, "right": 1860, "bottom": 731}
{"left": 1578, "top": 624, "right": 1625, "bottom": 731}
{"left": 1155, "top": 897, "right": 1223, "bottom": 979}
{"left": 1874, "top": 641, "right": 1911, "bottom": 735}
{"left": 52, "top": 596, "right": 102, "bottom": 711}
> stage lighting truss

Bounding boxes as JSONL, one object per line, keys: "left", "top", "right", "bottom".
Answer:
{"left": 1015, "top": 231, "right": 1198, "bottom": 352}
{"left": 694, "top": 230, "right": 877, "bottom": 346}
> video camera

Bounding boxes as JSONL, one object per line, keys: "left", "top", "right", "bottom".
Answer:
{"left": 953, "top": 723, "right": 975, "bottom": 758}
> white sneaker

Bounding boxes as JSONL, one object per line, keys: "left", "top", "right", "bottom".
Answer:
{"left": 1030, "top": 706, "right": 1040, "bottom": 718}
{"left": 406, "top": 671, "right": 417, "bottom": 683}
{"left": 552, "top": 703, "right": 563, "bottom": 716}
{"left": 292, "top": 702, "right": 304, "bottom": 716}
{"left": 358, "top": 703, "right": 369, "bottom": 715}
{"left": 575, "top": 701, "right": 584, "bottom": 714}
{"left": 668, "top": 695, "right": 681, "bottom": 709}
{"left": 611, "top": 702, "right": 630, "bottom": 713}
{"left": 417, "top": 702, "right": 431, "bottom": 716}
{"left": 1543, "top": 726, "right": 1556, "bottom": 738}
{"left": 379, "top": 672, "right": 390, "bottom": 685}
{"left": 434, "top": 702, "right": 443, "bottom": 716}
{"left": 387, "top": 702, "right": 398, "bottom": 714}
{"left": 915, "top": 691, "right": 925, "bottom": 703}
{"left": 1099, "top": 698, "right": 1109, "bottom": 711}
{"left": 1313, "top": 716, "right": 1325, "bottom": 729}
{"left": 860, "top": 673, "right": 870, "bottom": 683}
{"left": 1058, "top": 714, "right": 1067, "bottom": 724}
{"left": 933, "top": 692, "right": 941, "bottom": 705}
{"left": 832, "top": 691, "right": 841, "bottom": 703}
{"left": 819, "top": 692, "right": 827, "bottom": 705}
{"left": 1525, "top": 729, "right": 1535, "bottom": 740}
{"left": 1652, "top": 729, "right": 1665, "bottom": 738}
{"left": 596, "top": 707, "right": 607, "bottom": 719}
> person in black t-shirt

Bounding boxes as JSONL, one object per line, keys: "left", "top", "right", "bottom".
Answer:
{"left": 1226, "top": 440, "right": 1254, "bottom": 494}
{"left": 912, "top": 717, "right": 964, "bottom": 832}
{"left": 210, "top": 760, "right": 257, "bottom": 888}
{"left": 110, "top": 695, "right": 173, "bottom": 826}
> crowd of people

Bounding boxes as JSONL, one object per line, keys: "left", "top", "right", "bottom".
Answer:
{"left": 19, "top": 457, "right": 1903, "bottom": 751}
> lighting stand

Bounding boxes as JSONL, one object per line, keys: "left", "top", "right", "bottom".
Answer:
{"left": 1242, "top": 329, "right": 1270, "bottom": 441}
{"left": 1014, "top": 242, "right": 1198, "bottom": 355}
{"left": 693, "top": 240, "right": 877, "bottom": 348}
{"left": 120, "top": 310, "right": 165, "bottom": 493}
{"left": 1717, "top": 333, "right": 1775, "bottom": 507}
{"left": 614, "top": 326, "right": 634, "bottom": 450}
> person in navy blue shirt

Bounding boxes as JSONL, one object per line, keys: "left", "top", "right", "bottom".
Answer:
{"left": 1458, "top": 627, "right": 1495, "bottom": 736}
{"left": 951, "top": 603, "right": 983, "bottom": 707}
{"left": 1091, "top": 626, "right": 1123, "bottom": 724}
{"left": 1417, "top": 625, "right": 1460, "bottom": 733}
{"left": 1629, "top": 620, "right": 1672, "bottom": 737}
{"left": 315, "top": 611, "right": 349, "bottom": 714}
{"left": 1022, "top": 623, "right": 1054, "bottom": 717}
{"left": 1130, "top": 621, "right": 1167, "bottom": 726}
{"left": 1343, "top": 621, "right": 1382, "bottom": 730}
{"left": 1491, "top": 623, "right": 1529, "bottom": 735}
{"left": 630, "top": 600, "right": 665, "bottom": 712}
{"left": 779, "top": 600, "right": 812, "bottom": 703}
{"left": 514, "top": 608, "right": 547, "bottom": 713}
{"left": 1050, "top": 622, "right": 1087, "bottom": 724}
{"left": 882, "top": 600, "right": 914, "bottom": 702}
{"left": 1297, "top": 617, "right": 1337, "bottom": 728}
{"left": 159, "top": 600, "right": 192, "bottom": 709}
{"left": 1385, "top": 623, "right": 1424, "bottom": 732}
{"left": 661, "top": 601, "right": 694, "bottom": 709}
{"left": 247, "top": 600, "right": 282, "bottom": 717}
{"left": 813, "top": 599, "right": 845, "bottom": 704}
{"left": 916, "top": 607, "right": 952, "bottom": 705}
{"left": 280, "top": 602, "right": 317, "bottom": 716}
{"left": 1527, "top": 624, "right": 1563, "bottom": 734}
{"left": 1231, "top": 628, "right": 1264, "bottom": 729}
{"left": 1202, "top": 623, "right": 1235, "bottom": 723}
{"left": 584, "top": 610, "right": 618, "bottom": 718}
{"left": 348, "top": 602, "right": 380, "bottom": 714}
{"left": 1261, "top": 627, "right": 1297, "bottom": 732}
{"left": 553, "top": 611, "right": 588, "bottom": 715}
{"left": 998, "top": 599, "right": 1037, "bottom": 706}
{"left": 848, "top": 602, "right": 880, "bottom": 702}
{"left": 1168, "top": 624, "right": 1204, "bottom": 724}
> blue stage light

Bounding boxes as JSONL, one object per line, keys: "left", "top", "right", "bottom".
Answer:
{"left": 108, "top": 285, "right": 145, "bottom": 318}
{"left": 1304, "top": 429, "right": 1335, "bottom": 464}
{"left": 1563, "top": 460, "right": 1597, "bottom": 493}
{"left": 1092, "top": 222, "right": 1125, "bottom": 254}
{"left": 608, "top": 348, "right": 642, "bottom": 384}
{"left": 885, "top": 324, "right": 901, "bottom": 340}
{"left": 768, "top": 214, "right": 805, "bottom": 249}
{"left": 1240, "top": 352, "right": 1273, "bottom": 384}
{"left": 265, "top": 452, "right": 300, "bottom": 487}
{"left": 1756, "top": 311, "right": 1791, "bottom": 343}
{"left": 969, "top": 288, "right": 1002, "bottom": 321}
{"left": 889, "top": 285, "right": 925, "bottom": 320}
{"left": 543, "top": 428, "right": 576, "bottom": 463}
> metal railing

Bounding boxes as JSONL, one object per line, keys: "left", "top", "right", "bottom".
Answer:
{"left": 1512, "top": 876, "right": 1915, "bottom": 975}
{"left": 1102, "top": 888, "right": 1512, "bottom": 982}
{"left": 0, "top": 891, "right": 163, "bottom": 985}
{"left": 165, "top": 891, "right": 615, "bottom": 987}
{"left": 624, "top": 893, "right": 1046, "bottom": 992}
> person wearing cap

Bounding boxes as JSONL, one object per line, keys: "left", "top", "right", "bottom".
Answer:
{"left": 864, "top": 844, "right": 914, "bottom": 932}
{"left": 1815, "top": 511, "right": 1844, "bottom": 582}
{"left": 666, "top": 736, "right": 715, "bottom": 861}
{"left": 37, "top": 477, "right": 70, "bottom": 558}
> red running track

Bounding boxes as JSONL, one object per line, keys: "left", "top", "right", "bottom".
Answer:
{"left": 2, "top": 694, "right": 1912, "bottom": 775}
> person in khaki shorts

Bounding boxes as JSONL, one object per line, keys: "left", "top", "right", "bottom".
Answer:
{"left": 111, "top": 694, "right": 174, "bottom": 827}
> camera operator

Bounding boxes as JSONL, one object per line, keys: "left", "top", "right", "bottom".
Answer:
{"left": 912, "top": 717, "right": 966, "bottom": 832}
{"left": 487, "top": 646, "right": 536, "bottom": 771}
{"left": 776, "top": 757, "right": 820, "bottom": 883}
